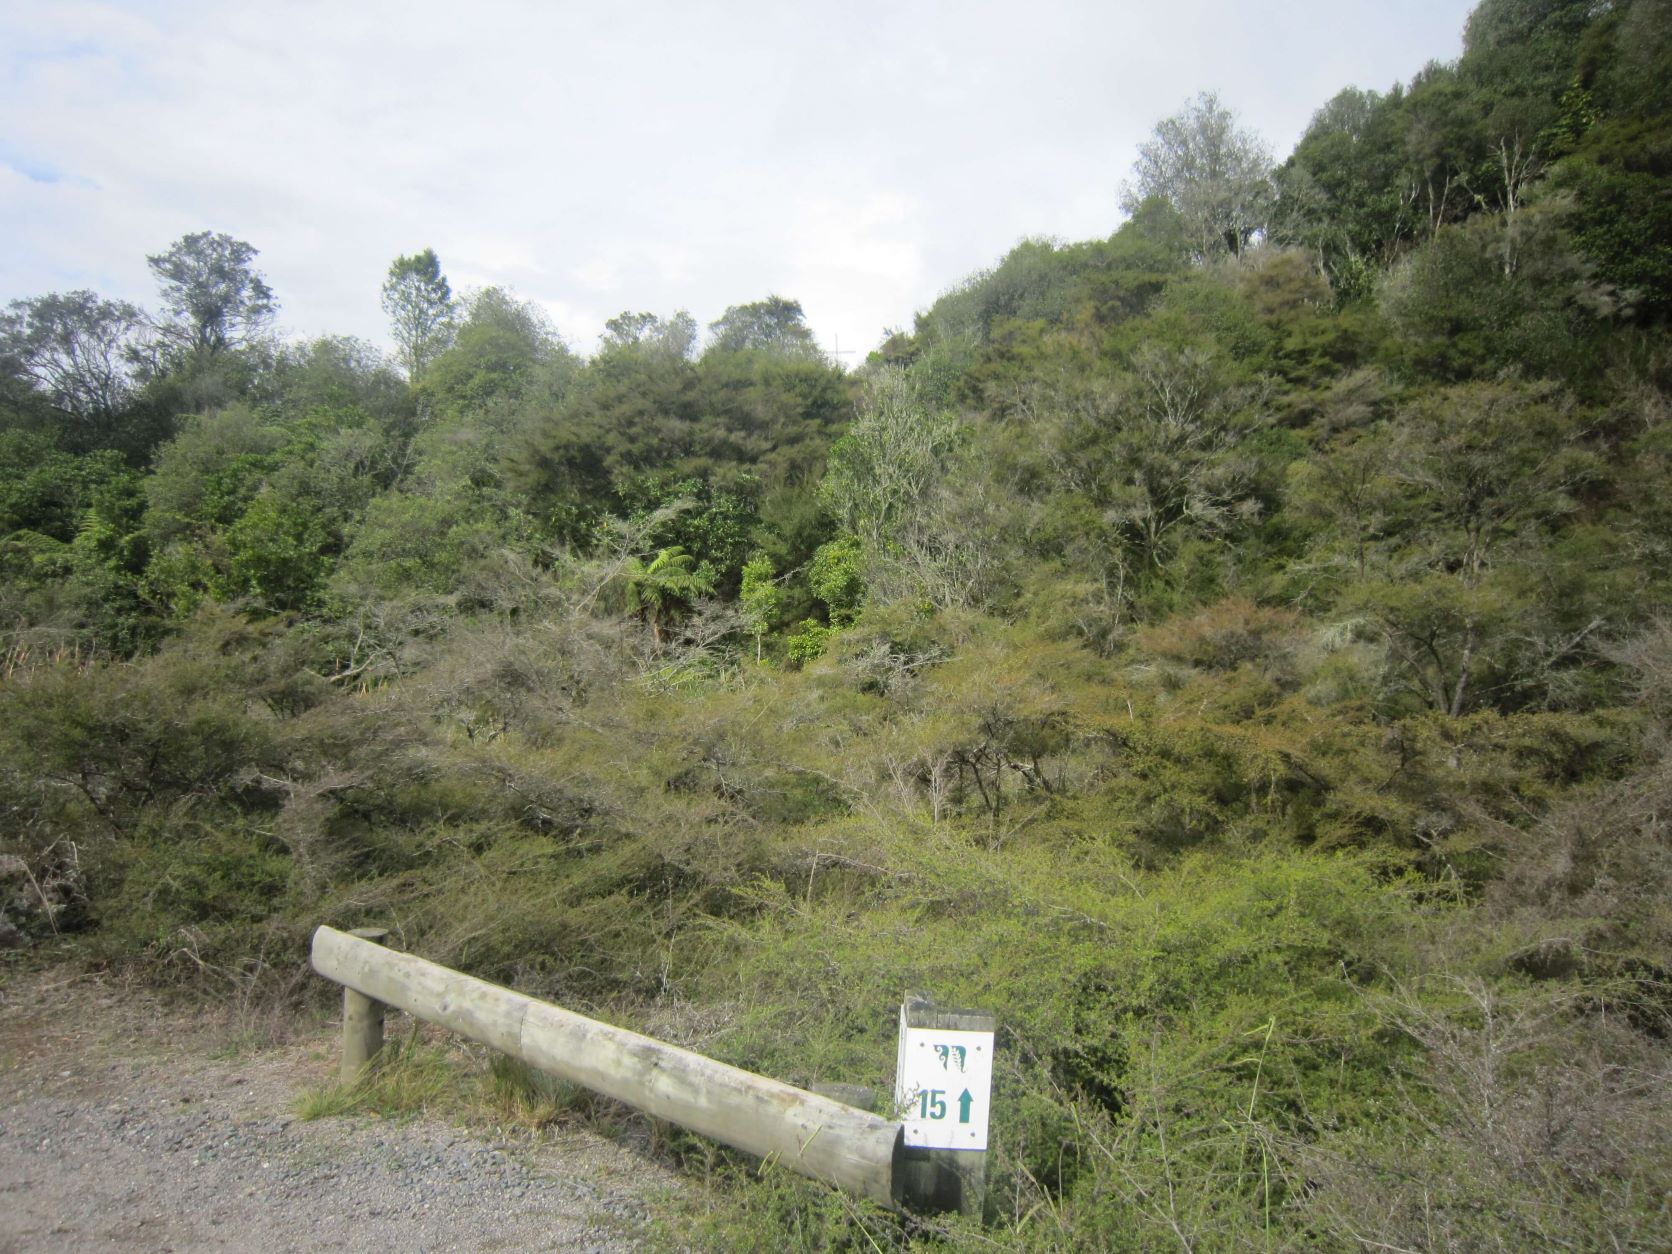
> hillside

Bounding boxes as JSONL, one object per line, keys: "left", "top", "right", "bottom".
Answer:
{"left": 4, "top": 1, "right": 1671, "bottom": 1248}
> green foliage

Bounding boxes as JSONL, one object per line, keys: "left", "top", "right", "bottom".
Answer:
{"left": 784, "top": 618, "right": 834, "bottom": 665}
{"left": 135, "top": 403, "right": 394, "bottom": 616}
{"left": 332, "top": 487, "right": 520, "bottom": 598}
{"left": 618, "top": 474, "right": 761, "bottom": 595}
{"left": 1379, "top": 200, "right": 1620, "bottom": 381}
{"left": 739, "top": 552, "right": 779, "bottom": 660}
{"left": 808, "top": 537, "right": 863, "bottom": 627}
{"left": 1555, "top": 113, "right": 1672, "bottom": 318}
{"left": 624, "top": 546, "right": 716, "bottom": 647}
{"left": 912, "top": 214, "right": 1187, "bottom": 349}
{"left": 1, "top": 434, "right": 134, "bottom": 545}
{"left": 1123, "top": 91, "right": 1275, "bottom": 263}
{"left": 146, "top": 230, "right": 277, "bottom": 357}
{"left": 1335, "top": 378, "right": 1605, "bottom": 716}
{"left": 818, "top": 367, "right": 988, "bottom": 609}
{"left": 417, "top": 287, "right": 577, "bottom": 419}
{"left": 602, "top": 309, "right": 698, "bottom": 359}
{"left": 0, "top": 289, "right": 144, "bottom": 430}
{"left": 1276, "top": 86, "right": 1421, "bottom": 293}
{"left": 224, "top": 488, "right": 336, "bottom": 611}
{"left": 97, "top": 823, "right": 290, "bottom": 956}
{"left": 507, "top": 316, "right": 848, "bottom": 551}
{"left": 381, "top": 247, "right": 456, "bottom": 382}
{"left": 143, "top": 406, "right": 281, "bottom": 544}
{"left": 706, "top": 295, "right": 818, "bottom": 356}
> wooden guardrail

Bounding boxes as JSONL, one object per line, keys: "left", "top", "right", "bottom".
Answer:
{"left": 310, "top": 925, "right": 903, "bottom": 1207}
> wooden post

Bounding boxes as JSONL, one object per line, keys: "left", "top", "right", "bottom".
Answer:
{"left": 895, "top": 994, "right": 995, "bottom": 1220}
{"left": 310, "top": 925, "right": 903, "bottom": 1207}
{"left": 338, "top": 927, "right": 390, "bottom": 1084}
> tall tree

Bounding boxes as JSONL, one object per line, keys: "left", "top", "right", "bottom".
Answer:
{"left": 820, "top": 367, "right": 958, "bottom": 555}
{"left": 1274, "top": 86, "right": 1418, "bottom": 293}
{"left": 706, "top": 296, "right": 818, "bottom": 356}
{"left": 601, "top": 310, "right": 698, "bottom": 360}
{"left": 417, "top": 287, "right": 575, "bottom": 417}
{"left": 0, "top": 291, "right": 144, "bottom": 423}
{"left": 146, "top": 231, "right": 276, "bottom": 357}
{"left": 1122, "top": 92, "right": 1275, "bottom": 263}
{"left": 381, "top": 248, "right": 456, "bottom": 382}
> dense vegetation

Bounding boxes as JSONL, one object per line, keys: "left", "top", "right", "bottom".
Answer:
{"left": 4, "top": 1, "right": 1671, "bottom": 1247}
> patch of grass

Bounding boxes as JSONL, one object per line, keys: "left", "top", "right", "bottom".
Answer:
{"left": 205, "top": 1032, "right": 266, "bottom": 1062}
{"left": 294, "top": 1029, "right": 627, "bottom": 1141}
{"left": 295, "top": 1035, "right": 465, "bottom": 1122}
{"left": 481, "top": 1054, "right": 590, "bottom": 1130}
{"left": 649, "top": 1168, "right": 914, "bottom": 1254}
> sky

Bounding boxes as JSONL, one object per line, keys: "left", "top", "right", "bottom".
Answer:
{"left": 1, "top": 0, "right": 1480, "bottom": 363}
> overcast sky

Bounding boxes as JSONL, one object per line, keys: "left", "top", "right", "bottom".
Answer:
{"left": 2, "top": 0, "right": 1478, "bottom": 363}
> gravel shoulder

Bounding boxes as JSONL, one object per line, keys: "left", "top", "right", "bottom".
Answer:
{"left": 0, "top": 965, "right": 679, "bottom": 1252}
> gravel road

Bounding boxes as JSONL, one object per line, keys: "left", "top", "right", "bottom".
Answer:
{"left": 0, "top": 969, "right": 678, "bottom": 1252}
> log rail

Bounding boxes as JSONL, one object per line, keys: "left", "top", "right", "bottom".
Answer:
{"left": 310, "top": 924, "right": 903, "bottom": 1207}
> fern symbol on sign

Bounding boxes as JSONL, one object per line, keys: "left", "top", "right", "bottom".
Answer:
{"left": 933, "top": 1044, "right": 968, "bottom": 1072}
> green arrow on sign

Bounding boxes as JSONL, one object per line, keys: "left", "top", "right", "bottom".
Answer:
{"left": 958, "top": 1088, "right": 973, "bottom": 1123}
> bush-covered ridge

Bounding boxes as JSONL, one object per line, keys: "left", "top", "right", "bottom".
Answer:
{"left": 4, "top": 1, "right": 1671, "bottom": 1247}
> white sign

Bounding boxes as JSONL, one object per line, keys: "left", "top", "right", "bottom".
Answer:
{"left": 894, "top": 1011, "right": 995, "bottom": 1150}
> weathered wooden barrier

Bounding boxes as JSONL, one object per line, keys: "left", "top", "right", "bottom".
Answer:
{"left": 310, "top": 925, "right": 903, "bottom": 1207}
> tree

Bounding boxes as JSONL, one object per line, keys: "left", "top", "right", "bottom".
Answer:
{"left": 820, "top": 368, "right": 959, "bottom": 554}
{"left": 618, "top": 474, "right": 761, "bottom": 595}
{"left": 418, "top": 287, "right": 575, "bottom": 417}
{"left": 818, "top": 367, "right": 1003, "bottom": 608}
{"left": 0, "top": 291, "right": 144, "bottom": 424}
{"left": 263, "top": 335, "right": 411, "bottom": 428}
{"left": 706, "top": 296, "right": 819, "bottom": 356}
{"left": 1461, "top": 0, "right": 1599, "bottom": 111}
{"left": 1355, "top": 379, "right": 1597, "bottom": 715}
{"left": 1287, "top": 430, "right": 1401, "bottom": 583}
{"left": 601, "top": 310, "right": 698, "bottom": 360}
{"left": 807, "top": 537, "right": 863, "bottom": 626}
{"left": 1274, "top": 87, "right": 1420, "bottom": 292}
{"left": 1122, "top": 92, "right": 1275, "bottom": 263}
{"left": 0, "top": 432, "right": 137, "bottom": 547}
{"left": 381, "top": 248, "right": 456, "bottom": 382}
{"left": 624, "top": 545, "right": 714, "bottom": 648}
{"left": 1048, "top": 343, "right": 1264, "bottom": 575}
{"left": 739, "top": 552, "right": 779, "bottom": 661}
{"left": 146, "top": 231, "right": 276, "bottom": 356}
{"left": 224, "top": 486, "right": 335, "bottom": 611}
{"left": 1379, "top": 200, "right": 1618, "bottom": 381}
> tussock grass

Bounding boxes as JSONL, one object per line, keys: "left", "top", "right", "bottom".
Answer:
{"left": 483, "top": 1055, "right": 590, "bottom": 1130}
{"left": 295, "top": 1036, "right": 463, "bottom": 1123}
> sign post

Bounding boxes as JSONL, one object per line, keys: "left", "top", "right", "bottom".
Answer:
{"left": 894, "top": 994, "right": 995, "bottom": 1218}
